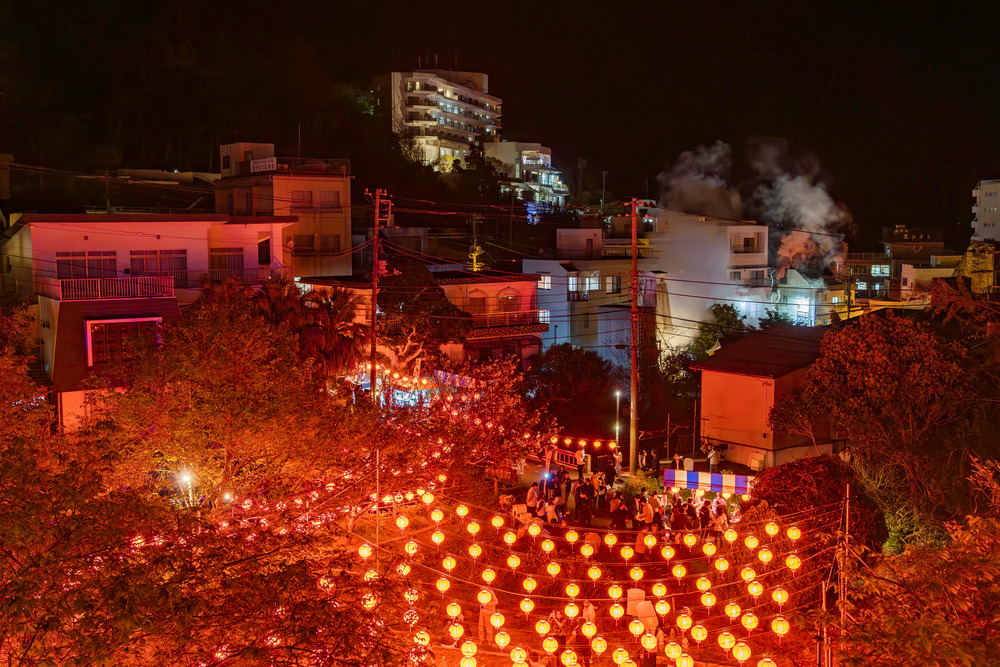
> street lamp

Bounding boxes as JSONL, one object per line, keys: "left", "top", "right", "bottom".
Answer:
{"left": 179, "top": 472, "right": 194, "bottom": 507}
{"left": 615, "top": 389, "right": 621, "bottom": 449}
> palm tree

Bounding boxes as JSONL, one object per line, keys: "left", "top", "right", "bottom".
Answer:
{"left": 301, "top": 287, "right": 369, "bottom": 383}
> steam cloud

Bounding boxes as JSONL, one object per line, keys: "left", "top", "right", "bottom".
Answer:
{"left": 658, "top": 138, "right": 851, "bottom": 276}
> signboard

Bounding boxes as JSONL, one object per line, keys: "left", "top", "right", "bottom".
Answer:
{"left": 663, "top": 469, "right": 754, "bottom": 494}
{"left": 250, "top": 157, "right": 277, "bottom": 173}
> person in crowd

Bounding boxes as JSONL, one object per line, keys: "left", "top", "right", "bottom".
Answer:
{"left": 713, "top": 501, "right": 729, "bottom": 538}
{"left": 707, "top": 444, "right": 719, "bottom": 473}
{"left": 576, "top": 445, "right": 587, "bottom": 480}
{"left": 698, "top": 502, "right": 712, "bottom": 535}
{"left": 637, "top": 497, "right": 654, "bottom": 529}
{"left": 613, "top": 448, "right": 623, "bottom": 480}
{"left": 526, "top": 481, "right": 540, "bottom": 509}
{"left": 477, "top": 588, "right": 498, "bottom": 642}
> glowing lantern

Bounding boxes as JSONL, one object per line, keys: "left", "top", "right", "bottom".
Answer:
{"left": 741, "top": 611, "right": 759, "bottom": 634}
{"left": 404, "top": 540, "right": 419, "bottom": 557}
{"left": 507, "top": 554, "right": 521, "bottom": 571}
{"left": 676, "top": 610, "right": 693, "bottom": 631}
{"left": 758, "top": 547, "right": 773, "bottom": 564}
{"left": 628, "top": 618, "right": 645, "bottom": 638}
{"left": 683, "top": 532, "right": 697, "bottom": 547}
{"left": 491, "top": 515, "right": 504, "bottom": 530}
{"left": 765, "top": 521, "right": 780, "bottom": 537}
{"left": 772, "top": 586, "right": 789, "bottom": 607}
{"left": 661, "top": 545, "right": 676, "bottom": 560}
{"left": 620, "top": 545, "right": 635, "bottom": 561}
{"left": 503, "top": 531, "right": 517, "bottom": 547}
{"left": 725, "top": 601, "right": 742, "bottom": 622}
{"left": 604, "top": 533, "right": 618, "bottom": 549}
{"left": 671, "top": 563, "right": 687, "bottom": 581}
{"left": 522, "top": 577, "right": 537, "bottom": 593}
{"left": 733, "top": 641, "right": 752, "bottom": 665}
{"left": 652, "top": 581, "right": 667, "bottom": 598}
{"left": 655, "top": 599, "right": 671, "bottom": 616}
{"left": 363, "top": 569, "right": 378, "bottom": 582}
{"left": 609, "top": 603, "right": 625, "bottom": 621}
{"left": 724, "top": 528, "right": 738, "bottom": 543}
{"left": 481, "top": 568, "right": 496, "bottom": 584}
{"left": 744, "top": 534, "right": 759, "bottom": 550}
{"left": 431, "top": 530, "right": 446, "bottom": 548}
{"left": 422, "top": 492, "right": 434, "bottom": 505}
{"left": 592, "top": 636, "right": 608, "bottom": 656}
{"left": 448, "top": 622, "right": 464, "bottom": 641}
{"left": 771, "top": 615, "right": 790, "bottom": 639}
{"left": 644, "top": 533, "right": 658, "bottom": 549}
{"left": 786, "top": 553, "right": 802, "bottom": 572}
{"left": 535, "top": 620, "right": 551, "bottom": 637}
{"left": 477, "top": 589, "right": 493, "bottom": 606}
{"left": 442, "top": 556, "right": 457, "bottom": 572}
{"left": 510, "top": 646, "right": 528, "bottom": 665}
{"left": 641, "top": 632, "right": 658, "bottom": 653}
{"left": 696, "top": 576, "right": 712, "bottom": 592}
{"left": 581, "top": 621, "right": 598, "bottom": 639}
{"left": 542, "top": 636, "right": 559, "bottom": 655}
{"left": 468, "top": 544, "right": 482, "bottom": 560}
{"left": 714, "top": 556, "right": 730, "bottom": 573}
{"left": 396, "top": 563, "right": 411, "bottom": 577}
{"left": 528, "top": 523, "right": 542, "bottom": 538}
{"left": 787, "top": 525, "right": 802, "bottom": 541}
{"left": 690, "top": 623, "right": 708, "bottom": 645}
{"left": 467, "top": 521, "right": 480, "bottom": 537}
{"left": 566, "top": 530, "right": 580, "bottom": 544}
{"left": 560, "top": 650, "right": 578, "bottom": 666}
{"left": 740, "top": 566, "right": 757, "bottom": 583}
{"left": 460, "top": 657, "right": 476, "bottom": 667}
{"left": 520, "top": 597, "right": 535, "bottom": 615}
{"left": 566, "top": 582, "right": 581, "bottom": 599}
{"left": 489, "top": 612, "right": 504, "bottom": 630}
{"left": 718, "top": 630, "right": 736, "bottom": 654}
{"left": 396, "top": 515, "right": 410, "bottom": 531}
{"left": 608, "top": 584, "right": 623, "bottom": 600}
{"left": 629, "top": 566, "right": 645, "bottom": 582}
{"left": 670, "top": 487, "right": 680, "bottom": 495}
{"left": 461, "top": 639, "right": 478, "bottom": 657}
{"left": 588, "top": 565, "right": 603, "bottom": 581}
{"left": 565, "top": 602, "right": 580, "bottom": 619}
{"left": 446, "top": 602, "right": 462, "bottom": 619}
{"left": 664, "top": 641, "right": 683, "bottom": 660}
{"left": 495, "top": 630, "right": 511, "bottom": 649}
{"left": 546, "top": 561, "right": 561, "bottom": 578}
{"left": 436, "top": 578, "right": 451, "bottom": 595}
{"left": 703, "top": 542, "right": 717, "bottom": 557}
{"left": 430, "top": 508, "right": 444, "bottom": 523}
{"left": 541, "top": 539, "right": 555, "bottom": 555}
{"left": 701, "top": 591, "right": 717, "bottom": 609}
{"left": 456, "top": 505, "right": 469, "bottom": 520}
{"left": 358, "top": 544, "right": 373, "bottom": 560}
{"left": 414, "top": 629, "right": 431, "bottom": 646}
{"left": 758, "top": 657, "right": 778, "bottom": 667}
{"left": 361, "top": 592, "right": 377, "bottom": 610}
{"left": 612, "top": 647, "right": 631, "bottom": 664}
{"left": 404, "top": 588, "right": 419, "bottom": 605}
{"left": 676, "top": 653, "right": 694, "bottom": 667}
{"left": 581, "top": 543, "right": 595, "bottom": 559}
{"left": 747, "top": 580, "right": 764, "bottom": 599}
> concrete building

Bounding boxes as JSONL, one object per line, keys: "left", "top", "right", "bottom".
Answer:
{"left": 484, "top": 142, "right": 569, "bottom": 208}
{"left": 972, "top": 179, "right": 1000, "bottom": 242}
{"left": 0, "top": 212, "right": 293, "bottom": 427}
{"left": 380, "top": 70, "right": 501, "bottom": 168}
{"left": 213, "top": 142, "right": 352, "bottom": 279}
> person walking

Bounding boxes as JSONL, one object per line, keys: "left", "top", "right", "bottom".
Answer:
{"left": 613, "top": 448, "right": 623, "bottom": 480}
{"left": 707, "top": 445, "right": 719, "bottom": 474}
{"left": 576, "top": 445, "right": 587, "bottom": 481}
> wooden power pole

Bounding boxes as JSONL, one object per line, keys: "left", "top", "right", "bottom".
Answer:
{"left": 366, "top": 188, "right": 392, "bottom": 405}
{"left": 629, "top": 198, "right": 640, "bottom": 475}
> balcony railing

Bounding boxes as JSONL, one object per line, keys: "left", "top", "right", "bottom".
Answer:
{"left": 568, "top": 291, "right": 588, "bottom": 302}
{"left": 56, "top": 276, "right": 175, "bottom": 301}
{"left": 731, "top": 244, "right": 762, "bottom": 254}
{"left": 233, "top": 157, "right": 351, "bottom": 177}
{"left": 470, "top": 310, "right": 543, "bottom": 328}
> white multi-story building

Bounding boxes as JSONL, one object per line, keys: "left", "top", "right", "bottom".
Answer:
{"left": 380, "top": 70, "right": 501, "bottom": 168}
{"left": 484, "top": 142, "right": 569, "bottom": 207}
{"left": 972, "top": 179, "right": 1000, "bottom": 242}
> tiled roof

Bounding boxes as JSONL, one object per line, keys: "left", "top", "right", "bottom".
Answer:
{"left": 431, "top": 270, "right": 541, "bottom": 285}
{"left": 691, "top": 324, "right": 827, "bottom": 378}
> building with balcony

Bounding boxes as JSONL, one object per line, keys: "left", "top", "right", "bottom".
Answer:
{"left": 213, "top": 142, "right": 352, "bottom": 278}
{"left": 378, "top": 70, "right": 502, "bottom": 168}
{"left": 484, "top": 142, "right": 569, "bottom": 208}
{"left": 0, "top": 212, "right": 294, "bottom": 427}
{"left": 972, "top": 179, "right": 1000, "bottom": 242}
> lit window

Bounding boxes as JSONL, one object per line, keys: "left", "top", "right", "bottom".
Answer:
{"left": 537, "top": 275, "right": 551, "bottom": 290}
{"left": 539, "top": 309, "right": 550, "bottom": 323}
{"left": 832, "top": 296, "right": 841, "bottom": 304}
{"left": 606, "top": 276, "right": 622, "bottom": 294}
{"left": 856, "top": 281, "right": 868, "bottom": 290}
{"left": 587, "top": 273, "right": 600, "bottom": 291}
{"left": 86, "top": 318, "right": 161, "bottom": 366}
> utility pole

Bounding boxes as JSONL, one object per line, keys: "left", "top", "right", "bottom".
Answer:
{"left": 601, "top": 171, "right": 608, "bottom": 216}
{"left": 629, "top": 197, "right": 640, "bottom": 475}
{"left": 366, "top": 188, "right": 392, "bottom": 406}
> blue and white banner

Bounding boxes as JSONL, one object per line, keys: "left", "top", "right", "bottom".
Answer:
{"left": 663, "top": 469, "right": 754, "bottom": 494}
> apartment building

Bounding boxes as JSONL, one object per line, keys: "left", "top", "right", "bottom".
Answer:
{"left": 380, "top": 70, "right": 502, "bottom": 168}
{"left": 484, "top": 142, "right": 569, "bottom": 208}
{"left": 972, "top": 179, "right": 1000, "bottom": 242}
{"left": 214, "top": 142, "right": 352, "bottom": 278}
{"left": 0, "top": 212, "right": 293, "bottom": 427}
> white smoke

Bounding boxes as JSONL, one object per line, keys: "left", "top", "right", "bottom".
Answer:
{"left": 657, "top": 139, "right": 851, "bottom": 276}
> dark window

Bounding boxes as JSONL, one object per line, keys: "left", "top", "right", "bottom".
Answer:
{"left": 222, "top": 155, "right": 231, "bottom": 170}
{"left": 209, "top": 248, "right": 244, "bottom": 277}
{"left": 319, "top": 234, "right": 340, "bottom": 254}
{"left": 317, "top": 191, "right": 341, "bottom": 210}
{"left": 130, "top": 250, "right": 187, "bottom": 288}
{"left": 291, "top": 191, "right": 313, "bottom": 210}
{"left": 258, "top": 239, "right": 271, "bottom": 266}
{"left": 293, "top": 235, "right": 315, "bottom": 255}
{"left": 86, "top": 251, "right": 117, "bottom": 278}
{"left": 89, "top": 320, "right": 158, "bottom": 365}
{"left": 56, "top": 252, "right": 87, "bottom": 279}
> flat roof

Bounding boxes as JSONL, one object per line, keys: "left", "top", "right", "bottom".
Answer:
{"left": 16, "top": 213, "right": 297, "bottom": 225}
{"left": 691, "top": 324, "right": 827, "bottom": 379}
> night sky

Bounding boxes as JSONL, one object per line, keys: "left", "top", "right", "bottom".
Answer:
{"left": 4, "top": 0, "right": 1000, "bottom": 248}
